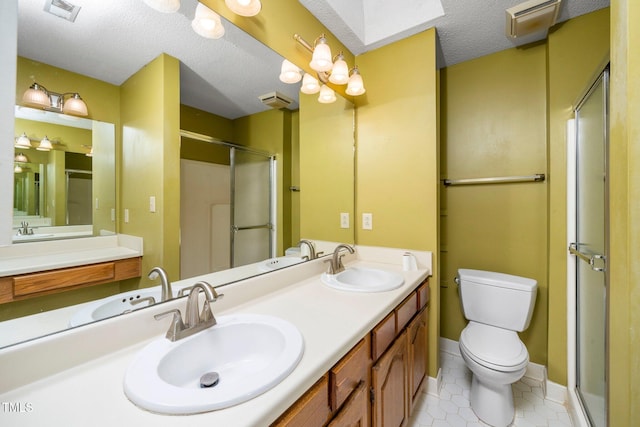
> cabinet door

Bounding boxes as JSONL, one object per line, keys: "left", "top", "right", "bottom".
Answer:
{"left": 372, "top": 330, "right": 408, "bottom": 427}
{"left": 408, "top": 309, "right": 428, "bottom": 411}
{"left": 327, "top": 381, "right": 368, "bottom": 427}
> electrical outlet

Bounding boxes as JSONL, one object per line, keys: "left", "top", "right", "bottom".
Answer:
{"left": 362, "top": 213, "right": 373, "bottom": 230}
{"left": 340, "top": 212, "right": 350, "bottom": 228}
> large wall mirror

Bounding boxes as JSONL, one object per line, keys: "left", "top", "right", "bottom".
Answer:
{"left": 0, "top": 0, "right": 354, "bottom": 348}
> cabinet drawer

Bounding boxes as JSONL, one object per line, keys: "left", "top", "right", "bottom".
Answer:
{"left": 371, "top": 312, "right": 396, "bottom": 361}
{"left": 13, "top": 263, "right": 115, "bottom": 297}
{"left": 417, "top": 280, "right": 430, "bottom": 310}
{"left": 330, "top": 335, "right": 370, "bottom": 411}
{"left": 327, "top": 380, "right": 368, "bottom": 427}
{"left": 395, "top": 291, "right": 418, "bottom": 332}
{"left": 272, "top": 375, "right": 331, "bottom": 427}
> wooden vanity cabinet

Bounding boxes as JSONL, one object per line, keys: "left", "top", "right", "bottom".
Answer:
{"left": 0, "top": 257, "right": 142, "bottom": 304}
{"left": 273, "top": 279, "right": 430, "bottom": 427}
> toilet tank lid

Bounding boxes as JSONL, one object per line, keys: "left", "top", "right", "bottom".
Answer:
{"left": 458, "top": 269, "right": 537, "bottom": 292}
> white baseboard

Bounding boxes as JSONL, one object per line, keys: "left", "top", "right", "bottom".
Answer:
{"left": 425, "top": 368, "right": 442, "bottom": 396}
{"left": 439, "top": 337, "right": 460, "bottom": 356}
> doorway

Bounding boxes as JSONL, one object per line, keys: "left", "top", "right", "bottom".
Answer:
{"left": 568, "top": 65, "right": 609, "bottom": 427}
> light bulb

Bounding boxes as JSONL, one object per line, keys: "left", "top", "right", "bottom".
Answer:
{"left": 279, "top": 60, "right": 302, "bottom": 84}
{"left": 192, "top": 2, "right": 225, "bottom": 39}
{"left": 300, "top": 73, "right": 320, "bottom": 95}
{"left": 318, "top": 85, "right": 336, "bottom": 104}
{"left": 310, "top": 36, "right": 333, "bottom": 72}
{"left": 346, "top": 68, "right": 366, "bottom": 96}
{"left": 329, "top": 54, "right": 349, "bottom": 85}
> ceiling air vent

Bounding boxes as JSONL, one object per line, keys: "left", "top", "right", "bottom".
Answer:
{"left": 506, "top": 0, "right": 561, "bottom": 38}
{"left": 44, "top": 0, "right": 82, "bottom": 23}
{"left": 259, "top": 92, "right": 293, "bottom": 110}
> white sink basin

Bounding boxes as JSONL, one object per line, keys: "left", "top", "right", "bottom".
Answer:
{"left": 124, "top": 313, "right": 304, "bottom": 414}
{"left": 321, "top": 267, "right": 405, "bottom": 292}
{"left": 258, "top": 256, "right": 305, "bottom": 272}
{"left": 68, "top": 288, "right": 172, "bottom": 327}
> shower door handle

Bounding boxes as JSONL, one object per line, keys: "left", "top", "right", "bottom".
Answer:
{"left": 569, "top": 243, "right": 606, "bottom": 272}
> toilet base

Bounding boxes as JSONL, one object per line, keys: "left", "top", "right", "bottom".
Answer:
{"left": 469, "top": 375, "right": 515, "bottom": 427}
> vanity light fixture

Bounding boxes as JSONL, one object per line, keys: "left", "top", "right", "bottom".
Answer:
{"left": 142, "top": 0, "right": 180, "bottom": 13}
{"left": 279, "top": 60, "right": 302, "bottom": 84}
{"left": 14, "top": 164, "right": 23, "bottom": 174}
{"left": 37, "top": 136, "right": 53, "bottom": 152}
{"left": 300, "top": 73, "right": 321, "bottom": 95}
{"left": 318, "top": 85, "right": 337, "bottom": 104}
{"left": 192, "top": 2, "right": 225, "bottom": 39}
{"left": 225, "top": 0, "right": 262, "bottom": 17}
{"left": 22, "top": 83, "right": 89, "bottom": 117}
{"left": 15, "top": 132, "right": 33, "bottom": 149}
{"left": 15, "top": 153, "right": 29, "bottom": 163}
{"left": 291, "top": 33, "right": 366, "bottom": 102}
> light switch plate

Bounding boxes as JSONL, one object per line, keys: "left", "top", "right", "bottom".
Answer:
{"left": 340, "top": 212, "right": 350, "bottom": 228}
{"left": 362, "top": 213, "right": 373, "bottom": 230}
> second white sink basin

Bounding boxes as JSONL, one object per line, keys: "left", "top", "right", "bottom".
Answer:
{"left": 124, "top": 313, "right": 304, "bottom": 414}
{"left": 321, "top": 267, "right": 405, "bottom": 292}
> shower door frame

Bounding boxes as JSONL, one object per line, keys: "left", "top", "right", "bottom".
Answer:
{"left": 566, "top": 64, "right": 609, "bottom": 427}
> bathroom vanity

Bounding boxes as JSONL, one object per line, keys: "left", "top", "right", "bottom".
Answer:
{"left": 0, "top": 246, "right": 431, "bottom": 426}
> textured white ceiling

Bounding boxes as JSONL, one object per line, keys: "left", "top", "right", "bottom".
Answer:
{"left": 16, "top": 0, "right": 609, "bottom": 120}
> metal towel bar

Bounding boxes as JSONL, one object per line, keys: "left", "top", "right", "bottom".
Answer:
{"left": 442, "top": 173, "right": 545, "bottom": 187}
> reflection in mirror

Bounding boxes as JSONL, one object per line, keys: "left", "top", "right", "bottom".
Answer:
{"left": 1, "top": 1, "right": 355, "bottom": 349}
{"left": 12, "top": 107, "right": 116, "bottom": 243}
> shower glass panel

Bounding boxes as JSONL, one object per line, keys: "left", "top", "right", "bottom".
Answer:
{"left": 574, "top": 68, "right": 608, "bottom": 427}
{"left": 230, "top": 147, "right": 274, "bottom": 267}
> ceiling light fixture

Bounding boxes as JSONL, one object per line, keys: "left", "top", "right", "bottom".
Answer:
{"left": 142, "top": 0, "right": 180, "bottom": 13}
{"left": 22, "top": 83, "right": 89, "bottom": 117}
{"left": 15, "top": 153, "right": 29, "bottom": 163}
{"left": 14, "top": 165, "right": 23, "bottom": 174}
{"left": 15, "top": 132, "right": 33, "bottom": 149}
{"left": 225, "top": 0, "right": 262, "bottom": 17}
{"left": 192, "top": 2, "right": 225, "bottom": 39}
{"left": 291, "top": 33, "right": 366, "bottom": 103}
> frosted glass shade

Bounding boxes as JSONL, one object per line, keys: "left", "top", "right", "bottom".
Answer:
{"left": 15, "top": 133, "right": 32, "bottom": 149}
{"left": 37, "top": 136, "right": 53, "bottom": 152}
{"left": 328, "top": 55, "right": 349, "bottom": 85}
{"left": 142, "top": 0, "right": 180, "bottom": 13}
{"left": 279, "top": 60, "right": 302, "bottom": 84}
{"left": 192, "top": 3, "right": 225, "bottom": 39}
{"left": 300, "top": 73, "right": 320, "bottom": 95}
{"left": 62, "top": 93, "right": 88, "bottom": 116}
{"left": 225, "top": 0, "right": 261, "bottom": 16}
{"left": 22, "top": 84, "right": 50, "bottom": 108}
{"left": 310, "top": 39, "right": 333, "bottom": 72}
{"left": 346, "top": 69, "right": 366, "bottom": 96}
{"left": 15, "top": 153, "right": 29, "bottom": 163}
{"left": 318, "top": 85, "right": 336, "bottom": 104}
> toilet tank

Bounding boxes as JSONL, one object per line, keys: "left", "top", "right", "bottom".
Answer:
{"left": 457, "top": 269, "right": 537, "bottom": 332}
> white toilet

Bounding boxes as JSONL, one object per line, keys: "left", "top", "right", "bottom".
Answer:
{"left": 456, "top": 269, "right": 537, "bottom": 427}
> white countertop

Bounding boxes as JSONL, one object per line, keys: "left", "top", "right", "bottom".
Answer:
{"left": 0, "top": 246, "right": 430, "bottom": 426}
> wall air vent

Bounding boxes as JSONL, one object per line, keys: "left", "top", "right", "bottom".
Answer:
{"left": 259, "top": 92, "right": 293, "bottom": 110}
{"left": 506, "top": 0, "right": 561, "bottom": 38}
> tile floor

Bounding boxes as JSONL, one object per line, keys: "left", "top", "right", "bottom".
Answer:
{"left": 408, "top": 351, "right": 573, "bottom": 427}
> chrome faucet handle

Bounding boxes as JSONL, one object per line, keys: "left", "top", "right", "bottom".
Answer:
{"left": 154, "top": 309, "right": 186, "bottom": 342}
{"left": 177, "top": 285, "right": 194, "bottom": 297}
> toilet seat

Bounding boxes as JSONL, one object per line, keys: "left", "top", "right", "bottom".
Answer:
{"left": 460, "top": 322, "right": 529, "bottom": 372}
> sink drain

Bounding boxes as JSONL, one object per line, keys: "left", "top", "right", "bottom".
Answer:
{"left": 200, "top": 372, "right": 220, "bottom": 388}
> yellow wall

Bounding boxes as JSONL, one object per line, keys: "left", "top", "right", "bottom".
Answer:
{"left": 299, "top": 93, "right": 355, "bottom": 244}
{"left": 547, "top": 8, "right": 610, "bottom": 384}
{"left": 609, "top": 1, "right": 639, "bottom": 425}
{"left": 355, "top": 29, "right": 440, "bottom": 376}
{"left": 440, "top": 45, "right": 548, "bottom": 364}
{"left": 120, "top": 54, "right": 181, "bottom": 285}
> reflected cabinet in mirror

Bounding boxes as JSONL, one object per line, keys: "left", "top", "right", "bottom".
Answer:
{"left": 0, "top": 1, "right": 355, "bottom": 349}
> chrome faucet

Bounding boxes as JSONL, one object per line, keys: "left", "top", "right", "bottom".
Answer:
{"left": 16, "top": 221, "right": 33, "bottom": 236}
{"left": 154, "top": 281, "right": 223, "bottom": 342}
{"left": 327, "top": 244, "right": 355, "bottom": 275}
{"left": 298, "top": 239, "right": 317, "bottom": 260}
{"left": 148, "top": 267, "right": 172, "bottom": 302}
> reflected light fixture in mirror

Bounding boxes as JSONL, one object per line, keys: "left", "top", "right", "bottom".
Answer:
{"left": 225, "top": 0, "right": 262, "bottom": 17}
{"left": 15, "top": 132, "right": 32, "bottom": 149}
{"left": 37, "top": 136, "right": 53, "bottom": 152}
{"left": 192, "top": 2, "right": 225, "bottom": 39}
{"left": 300, "top": 73, "right": 321, "bottom": 95}
{"left": 318, "top": 85, "right": 336, "bottom": 104}
{"left": 279, "top": 60, "right": 302, "bottom": 84}
{"left": 14, "top": 153, "right": 29, "bottom": 163}
{"left": 22, "top": 82, "right": 89, "bottom": 117}
{"left": 142, "top": 0, "right": 180, "bottom": 13}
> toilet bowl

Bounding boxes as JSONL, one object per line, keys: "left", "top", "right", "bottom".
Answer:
{"left": 459, "top": 322, "right": 529, "bottom": 426}
{"left": 456, "top": 269, "right": 537, "bottom": 427}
